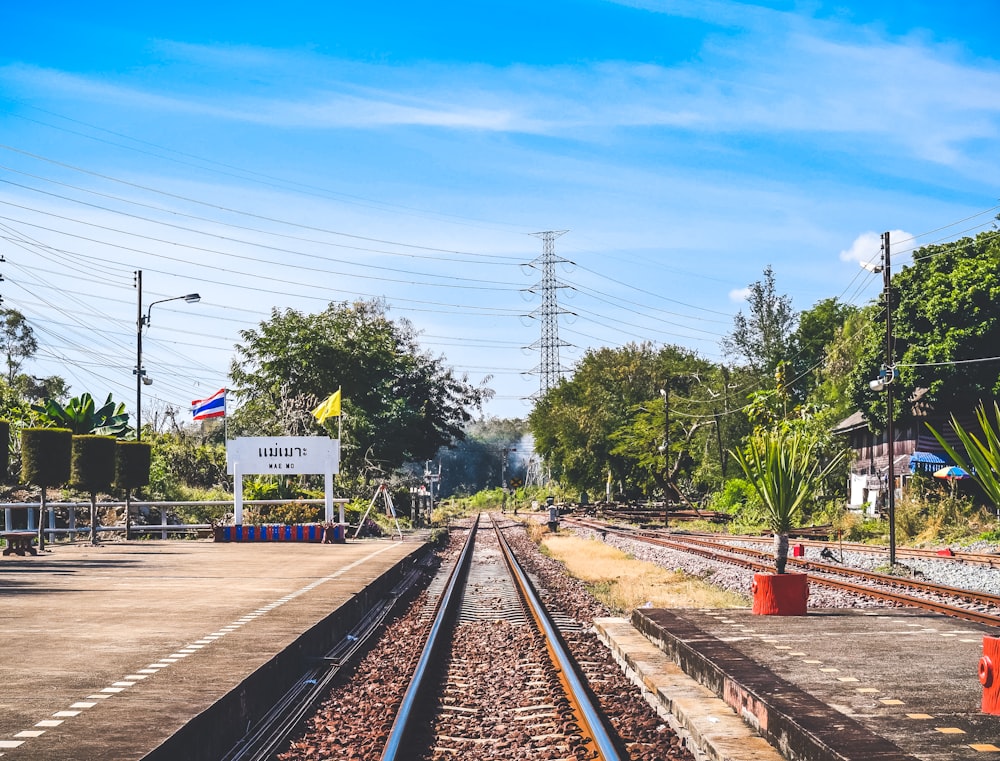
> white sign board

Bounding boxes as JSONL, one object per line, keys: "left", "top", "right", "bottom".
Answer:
{"left": 226, "top": 437, "right": 341, "bottom": 524}
{"left": 226, "top": 436, "right": 340, "bottom": 475}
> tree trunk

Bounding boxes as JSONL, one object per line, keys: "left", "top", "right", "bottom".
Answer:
{"left": 773, "top": 532, "right": 789, "bottom": 573}
{"left": 90, "top": 492, "right": 99, "bottom": 546}
{"left": 37, "top": 488, "right": 47, "bottom": 552}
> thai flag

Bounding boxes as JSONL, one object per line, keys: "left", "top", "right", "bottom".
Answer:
{"left": 192, "top": 388, "right": 226, "bottom": 420}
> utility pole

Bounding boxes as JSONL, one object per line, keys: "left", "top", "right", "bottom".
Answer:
{"left": 135, "top": 270, "right": 144, "bottom": 441}
{"left": 882, "top": 231, "right": 896, "bottom": 567}
{"left": 659, "top": 386, "right": 670, "bottom": 529}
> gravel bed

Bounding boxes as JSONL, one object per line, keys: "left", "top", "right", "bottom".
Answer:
{"left": 565, "top": 525, "right": 885, "bottom": 608}
{"left": 712, "top": 536, "right": 1000, "bottom": 595}
{"left": 279, "top": 521, "right": 694, "bottom": 760}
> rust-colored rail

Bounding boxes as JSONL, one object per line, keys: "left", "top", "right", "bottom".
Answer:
{"left": 564, "top": 517, "right": 1000, "bottom": 628}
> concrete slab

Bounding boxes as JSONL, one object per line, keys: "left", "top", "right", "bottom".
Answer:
{"left": 632, "top": 607, "right": 1000, "bottom": 761}
{"left": 0, "top": 538, "right": 425, "bottom": 760}
{"left": 595, "top": 617, "right": 785, "bottom": 761}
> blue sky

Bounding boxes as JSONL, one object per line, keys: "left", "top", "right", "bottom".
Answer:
{"left": 2, "top": 1, "right": 999, "bottom": 425}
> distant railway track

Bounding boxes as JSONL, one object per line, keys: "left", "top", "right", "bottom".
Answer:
{"left": 382, "top": 513, "right": 626, "bottom": 760}
{"left": 564, "top": 516, "right": 1000, "bottom": 628}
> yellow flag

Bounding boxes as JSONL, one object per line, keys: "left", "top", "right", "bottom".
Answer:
{"left": 312, "top": 389, "right": 341, "bottom": 422}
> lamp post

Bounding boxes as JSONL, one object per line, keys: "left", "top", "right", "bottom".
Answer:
{"left": 135, "top": 270, "right": 200, "bottom": 441}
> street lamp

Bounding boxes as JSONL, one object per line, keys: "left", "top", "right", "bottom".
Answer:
{"left": 135, "top": 270, "right": 200, "bottom": 441}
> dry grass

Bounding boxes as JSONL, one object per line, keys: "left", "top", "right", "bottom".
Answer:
{"left": 539, "top": 532, "right": 747, "bottom": 615}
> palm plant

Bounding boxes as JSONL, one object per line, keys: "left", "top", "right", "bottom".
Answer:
{"left": 732, "top": 428, "right": 845, "bottom": 573}
{"left": 928, "top": 401, "right": 1000, "bottom": 512}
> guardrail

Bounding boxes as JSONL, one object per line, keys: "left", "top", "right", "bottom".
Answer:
{"left": 1, "top": 499, "right": 347, "bottom": 540}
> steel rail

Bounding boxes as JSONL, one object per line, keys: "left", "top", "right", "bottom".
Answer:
{"left": 672, "top": 529, "right": 1000, "bottom": 568}
{"left": 379, "top": 515, "right": 480, "bottom": 761}
{"left": 491, "top": 515, "right": 626, "bottom": 761}
{"left": 658, "top": 532, "right": 1000, "bottom": 610}
{"left": 220, "top": 558, "right": 434, "bottom": 761}
{"left": 564, "top": 517, "right": 1000, "bottom": 628}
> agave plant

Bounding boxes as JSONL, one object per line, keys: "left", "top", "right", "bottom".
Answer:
{"left": 31, "top": 393, "right": 132, "bottom": 437}
{"left": 732, "top": 428, "right": 845, "bottom": 573}
{"left": 928, "top": 402, "right": 1000, "bottom": 512}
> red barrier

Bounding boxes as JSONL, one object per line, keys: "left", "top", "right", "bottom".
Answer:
{"left": 982, "top": 636, "right": 1000, "bottom": 715}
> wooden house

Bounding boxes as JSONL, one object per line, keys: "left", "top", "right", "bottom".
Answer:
{"left": 831, "top": 388, "right": 987, "bottom": 513}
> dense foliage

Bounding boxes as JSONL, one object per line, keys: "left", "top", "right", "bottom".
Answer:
{"left": 852, "top": 229, "right": 1000, "bottom": 429}
{"left": 528, "top": 343, "right": 740, "bottom": 498}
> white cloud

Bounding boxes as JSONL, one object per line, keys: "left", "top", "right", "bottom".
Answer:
{"left": 839, "top": 229, "right": 914, "bottom": 266}
{"left": 6, "top": 11, "right": 1000, "bottom": 167}
{"left": 728, "top": 286, "right": 751, "bottom": 302}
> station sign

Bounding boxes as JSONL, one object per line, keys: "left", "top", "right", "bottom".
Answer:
{"left": 226, "top": 436, "right": 340, "bottom": 476}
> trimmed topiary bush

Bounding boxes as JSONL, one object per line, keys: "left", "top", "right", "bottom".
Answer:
{"left": 21, "top": 427, "right": 73, "bottom": 551}
{"left": 21, "top": 427, "right": 72, "bottom": 487}
{"left": 71, "top": 435, "right": 116, "bottom": 546}
{"left": 71, "top": 435, "right": 116, "bottom": 492}
{"left": 115, "top": 441, "right": 152, "bottom": 490}
{"left": 116, "top": 440, "right": 152, "bottom": 540}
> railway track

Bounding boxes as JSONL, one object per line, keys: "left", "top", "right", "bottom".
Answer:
{"left": 383, "top": 513, "right": 626, "bottom": 760}
{"left": 564, "top": 516, "right": 1000, "bottom": 628}
{"left": 683, "top": 529, "right": 1000, "bottom": 568}
{"left": 267, "top": 516, "right": 687, "bottom": 761}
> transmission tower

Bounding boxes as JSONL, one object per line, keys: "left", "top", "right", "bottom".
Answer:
{"left": 526, "top": 230, "right": 571, "bottom": 397}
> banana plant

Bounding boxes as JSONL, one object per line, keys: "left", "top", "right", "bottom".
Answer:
{"left": 31, "top": 393, "right": 132, "bottom": 437}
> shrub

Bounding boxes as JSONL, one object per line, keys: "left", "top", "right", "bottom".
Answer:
{"left": 115, "top": 440, "right": 152, "bottom": 491}
{"left": 70, "top": 435, "right": 116, "bottom": 493}
{"left": 21, "top": 427, "right": 72, "bottom": 487}
{"left": 0, "top": 419, "right": 8, "bottom": 482}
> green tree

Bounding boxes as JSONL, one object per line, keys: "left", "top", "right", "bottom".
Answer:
{"left": 529, "top": 343, "right": 728, "bottom": 497}
{"left": 722, "top": 266, "right": 796, "bottom": 380}
{"left": 0, "top": 309, "right": 37, "bottom": 385}
{"left": 14, "top": 375, "right": 69, "bottom": 405}
{"left": 810, "top": 308, "right": 871, "bottom": 421}
{"left": 851, "top": 229, "right": 1000, "bottom": 430}
{"left": 229, "top": 299, "right": 491, "bottom": 479}
{"left": 790, "top": 297, "right": 858, "bottom": 403}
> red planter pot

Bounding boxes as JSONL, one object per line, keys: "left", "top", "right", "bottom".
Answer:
{"left": 751, "top": 572, "right": 809, "bottom": 616}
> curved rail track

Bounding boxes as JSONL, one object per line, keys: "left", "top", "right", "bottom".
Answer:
{"left": 565, "top": 516, "right": 1000, "bottom": 628}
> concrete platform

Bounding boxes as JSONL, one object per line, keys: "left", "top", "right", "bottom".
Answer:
{"left": 616, "top": 607, "right": 1000, "bottom": 761}
{"left": 0, "top": 537, "right": 425, "bottom": 760}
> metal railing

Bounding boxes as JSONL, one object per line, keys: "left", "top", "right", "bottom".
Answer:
{"left": 1, "top": 499, "right": 348, "bottom": 540}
